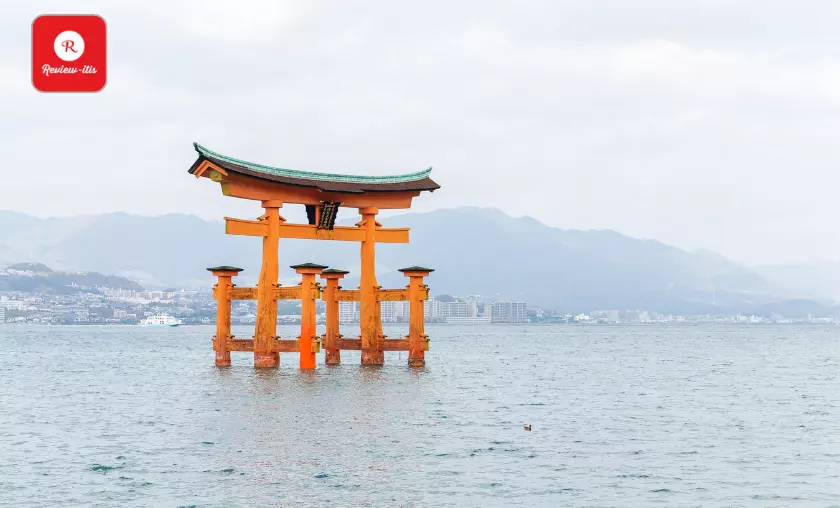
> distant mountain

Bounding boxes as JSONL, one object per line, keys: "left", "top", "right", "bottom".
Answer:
{"left": 0, "top": 262, "right": 143, "bottom": 294}
{"left": 7, "top": 262, "right": 53, "bottom": 272}
{"left": 0, "top": 207, "right": 831, "bottom": 315}
{"left": 757, "top": 261, "right": 840, "bottom": 302}
{"left": 364, "top": 208, "right": 779, "bottom": 314}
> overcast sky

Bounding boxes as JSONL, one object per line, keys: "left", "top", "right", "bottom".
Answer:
{"left": 1, "top": 1, "right": 839, "bottom": 265}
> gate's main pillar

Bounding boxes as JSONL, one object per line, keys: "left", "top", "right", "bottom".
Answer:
{"left": 293, "top": 263, "right": 326, "bottom": 369}
{"left": 359, "top": 207, "right": 384, "bottom": 366}
{"left": 254, "top": 200, "right": 283, "bottom": 368}
{"left": 321, "top": 269, "right": 348, "bottom": 365}
{"left": 209, "top": 266, "right": 243, "bottom": 367}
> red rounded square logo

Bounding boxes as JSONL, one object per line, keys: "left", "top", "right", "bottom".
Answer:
{"left": 32, "top": 15, "right": 107, "bottom": 93}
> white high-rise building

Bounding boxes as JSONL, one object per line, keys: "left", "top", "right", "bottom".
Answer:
{"left": 0, "top": 307, "right": 5, "bottom": 324}
{"left": 440, "top": 300, "right": 478, "bottom": 319}
{"left": 380, "top": 301, "right": 409, "bottom": 323}
{"left": 339, "top": 302, "right": 359, "bottom": 323}
{"left": 424, "top": 299, "right": 441, "bottom": 322}
{"left": 0, "top": 300, "right": 24, "bottom": 311}
{"left": 485, "top": 301, "right": 528, "bottom": 323}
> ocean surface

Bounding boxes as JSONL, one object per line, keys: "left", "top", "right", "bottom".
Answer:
{"left": 0, "top": 324, "right": 838, "bottom": 507}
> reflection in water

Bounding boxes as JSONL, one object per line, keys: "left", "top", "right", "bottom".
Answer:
{"left": 0, "top": 324, "right": 839, "bottom": 507}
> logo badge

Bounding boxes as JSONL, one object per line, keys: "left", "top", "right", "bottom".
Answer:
{"left": 32, "top": 15, "right": 106, "bottom": 92}
{"left": 54, "top": 31, "right": 85, "bottom": 61}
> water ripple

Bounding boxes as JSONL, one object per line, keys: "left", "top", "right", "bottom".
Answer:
{"left": 0, "top": 324, "right": 838, "bottom": 506}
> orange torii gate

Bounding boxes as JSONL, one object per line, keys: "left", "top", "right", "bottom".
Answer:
{"left": 189, "top": 143, "right": 439, "bottom": 368}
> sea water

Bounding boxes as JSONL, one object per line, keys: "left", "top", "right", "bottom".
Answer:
{"left": 0, "top": 324, "right": 838, "bottom": 507}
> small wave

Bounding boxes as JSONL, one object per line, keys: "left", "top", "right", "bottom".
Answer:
{"left": 90, "top": 464, "right": 120, "bottom": 473}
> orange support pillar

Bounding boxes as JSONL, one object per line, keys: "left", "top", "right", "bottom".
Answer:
{"left": 254, "top": 200, "right": 284, "bottom": 368}
{"left": 359, "top": 207, "right": 384, "bottom": 366}
{"left": 320, "top": 268, "right": 348, "bottom": 365}
{"left": 209, "top": 266, "right": 243, "bottom": 367}
{"left": 292, "top": 263, "right": 326, "bottom": 370}
{"left": 400, "top": 266, "right": 433, "bottom": 367}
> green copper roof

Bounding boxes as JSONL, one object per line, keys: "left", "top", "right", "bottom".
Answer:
{"left": 194, "top": 143, "right": 433, "bottom": 184}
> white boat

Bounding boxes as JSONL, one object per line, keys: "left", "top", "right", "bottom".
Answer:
{"left": 138, "top": 313, "right": 182, "bottom": 327}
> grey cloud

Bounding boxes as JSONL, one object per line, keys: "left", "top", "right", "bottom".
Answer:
{"left": 1, "top": 0, "right": 839, "bottom": 264}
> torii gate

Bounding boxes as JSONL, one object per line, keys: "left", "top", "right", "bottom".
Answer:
{"left": 188, "top": 143, "right": 439, "bottom": 369}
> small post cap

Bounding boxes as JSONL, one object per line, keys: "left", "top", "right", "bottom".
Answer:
{"left": 291, "top": 262, "right": 328, "bottom": 274}
{"left": 321, "top": 268, "right": 350, "bottom": 278}
{"left": 398, "top": 266, "right": 434, "bottom": 275}
{"left": 207, "top": 265, "right": 244, "bottom": 273}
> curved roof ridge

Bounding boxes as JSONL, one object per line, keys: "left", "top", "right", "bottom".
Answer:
{"left": 194, "top": 142, "right": 433, "bottom": 184}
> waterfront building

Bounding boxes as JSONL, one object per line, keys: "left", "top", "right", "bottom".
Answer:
{"left": 0, "top": 307, "right": 5, "bottom": 324}
{"left": 380, "top": 301, "right": 409, "bottom": 323}
{"left": 0, "top": 300, "right": 25, "bottom": 311}
{"left": 485, "top": 301, "right": 528, "bottom": 323}
{"left": 137, "top": 290, "right": 177, "bottom": 301}
{"left": 339, "top": 301, "right": 359, "bottom": 324}
{"left": 424, "top": 299, "right": 441, "bottom": 322}
{"left": 441, "top": 300, "right": 478, "bottom": 319}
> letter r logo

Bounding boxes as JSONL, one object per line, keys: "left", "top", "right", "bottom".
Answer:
{"left": 54, "top": 31, "right": 85, "bottom": 62}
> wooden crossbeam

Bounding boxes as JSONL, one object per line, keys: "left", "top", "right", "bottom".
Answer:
{"left": 224, "top": 217, "right": 409, "bottom": 243}
{"left": 228, "top": 338, "right": 254, "bottom": 351}
{"left": 226, "top": 217, "right": 268, "bottom": 236}
{"left": 328, "top": 288, "right": 428, "bottom": 302}
{"left": 279, "top": 223, "right": 365, "bottom": 241}
{"left": 334, "top": 289, "right": 361, "bottom": 302}
{"left": 337, "top": 338, "right": 362, "bottom": 350}
{"left": 226, "top": 338, "right": 300, "bottom": 352}
{"left": 382, "top": 339, "right": 411, "bottom": 351}
{"left": 227, "top": 286, "right": 315, "bottom": 301}
{"left": 226, "top": 337, "right": 412, "bottom": 353}
{"left": 275, "top": 287, "right": 305, "bottom": 300}
{"left": 376, "top": 289, "right": 409, "bottom": 301}
{"left": 272, "top": 340, "right": 301, "bottom": 353}
{"left": 278, "top": 223, "right": 409, "bottom": 243}
{"left": 233, "top": 286, "right": 417, "bottom": 302}
{"left": 376, "top": 289, "right": 407, "bottom": 301}
{"left": 230, "top": 287, "right": 257, "bottom": 300}
{"left": 332, "top": 337, "right": 411, "bottom": 351}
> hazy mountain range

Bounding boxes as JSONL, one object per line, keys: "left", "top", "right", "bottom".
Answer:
{"left": 757, "top": 261, "right": 840, "bottom": 302}
{"left": 0, "top": 207, "right": 836, "bottom": 316}
{"left": 0, "top": 262, "right": 143, "bottom": 294}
